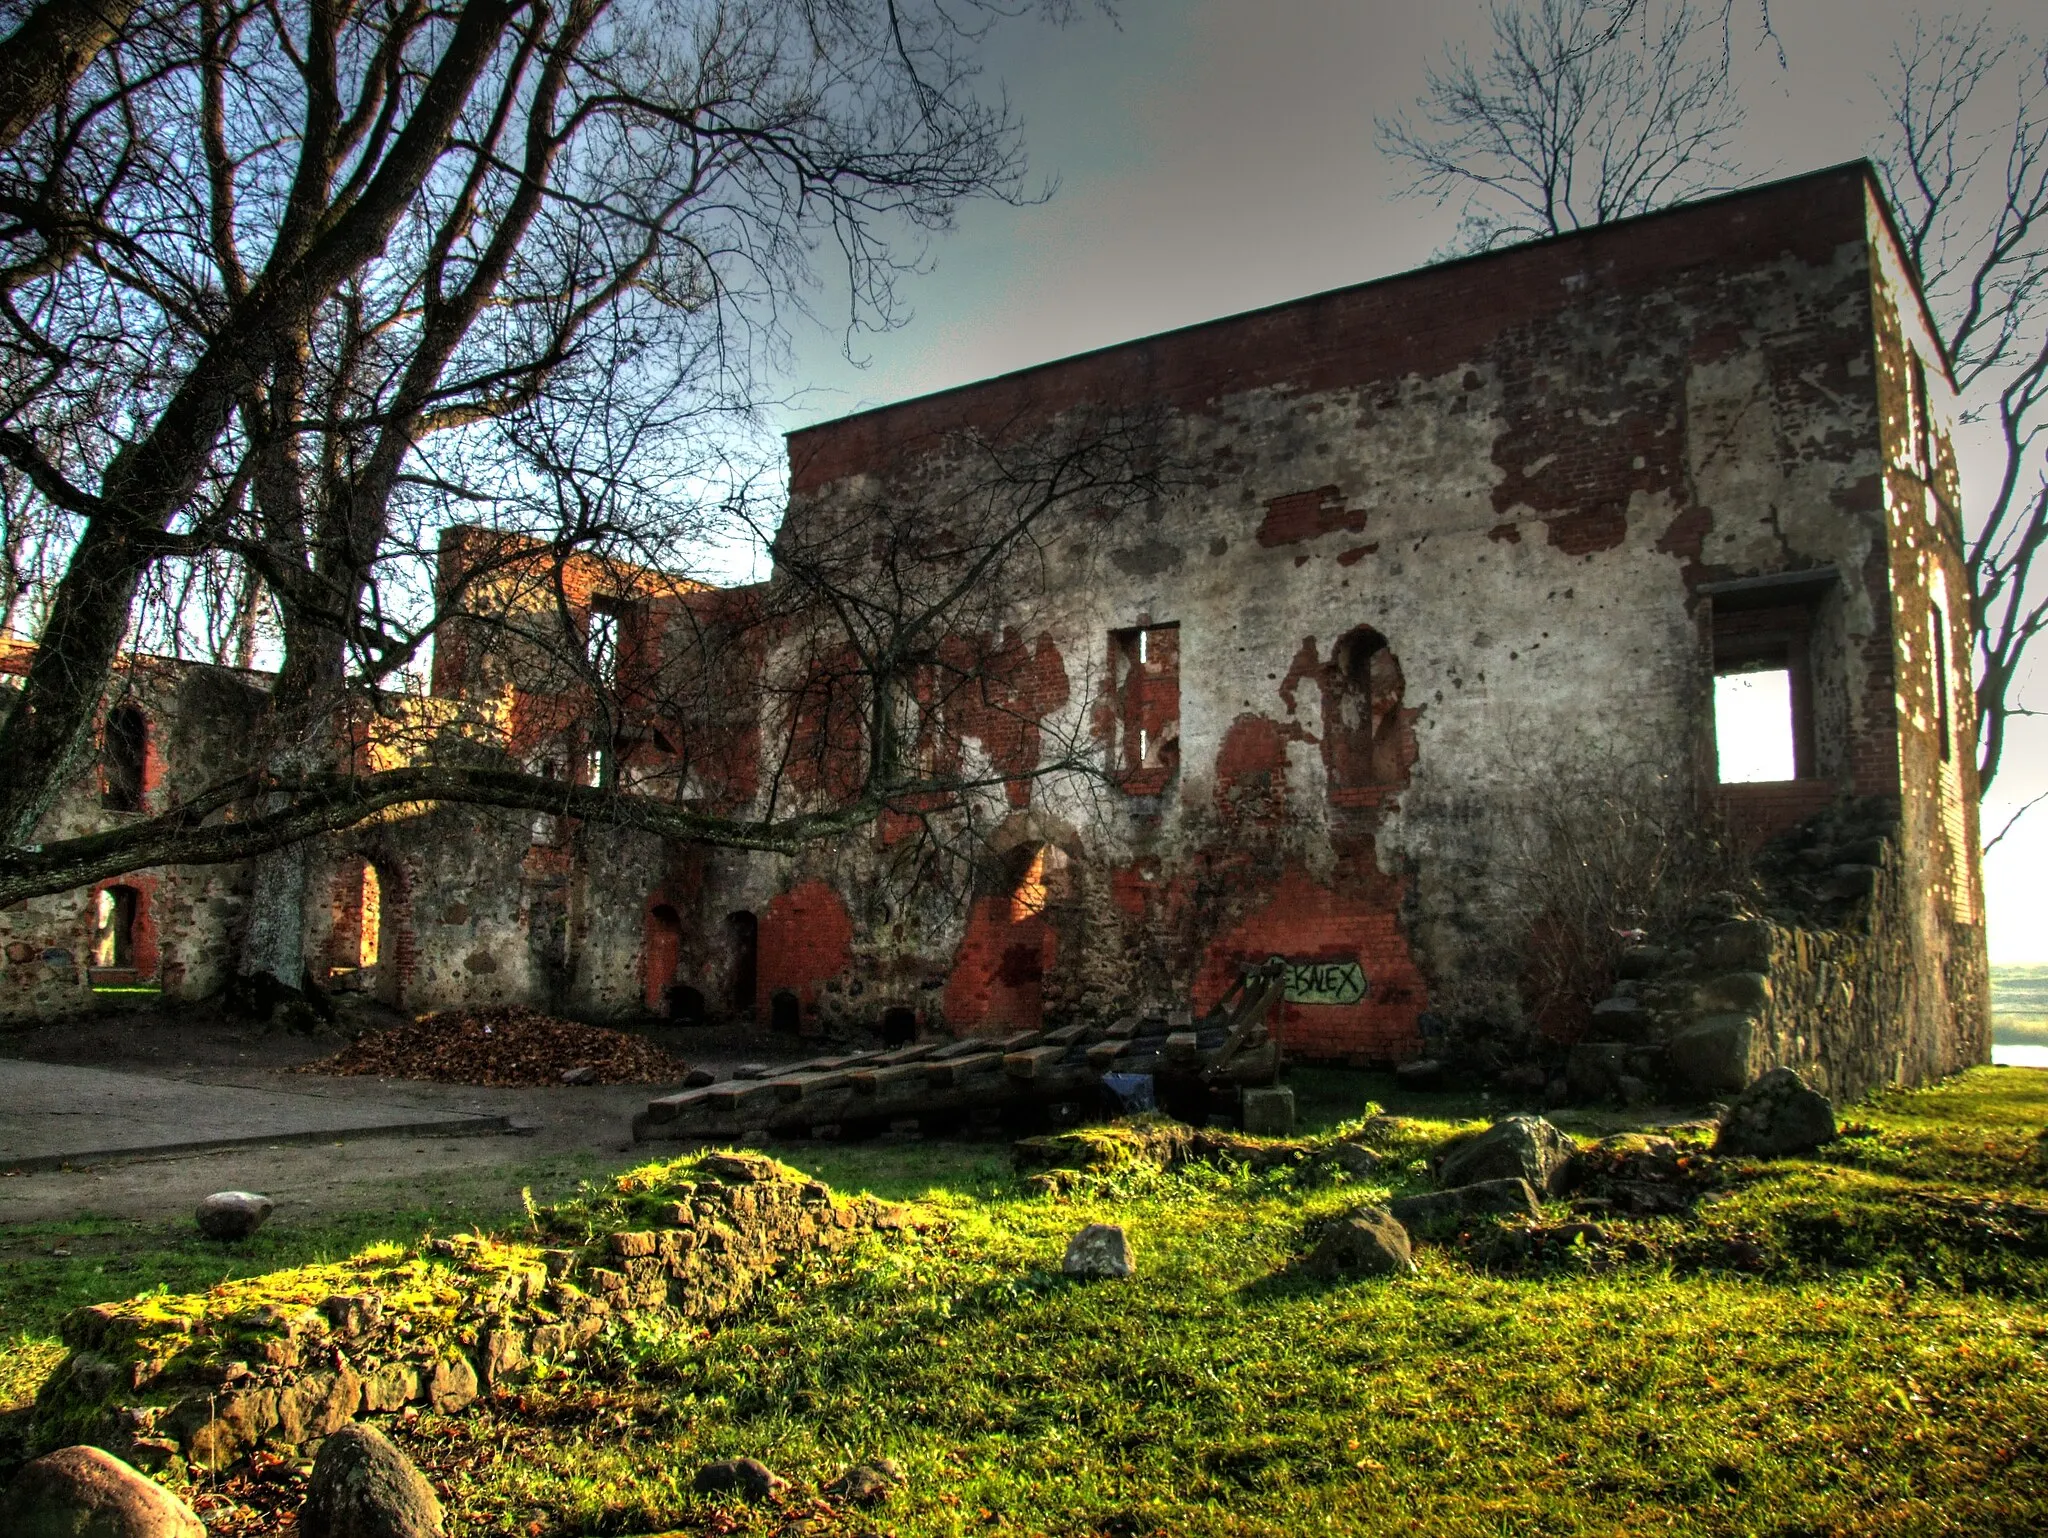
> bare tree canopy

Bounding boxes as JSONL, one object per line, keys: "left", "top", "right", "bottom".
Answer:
{"left": 1873, "top": 13, "right": 2048, "bottom": 834}
{"left": 1376, "top": 0, "right": 1754, "bottom": 253}
{"left": 0, "top": 0, "right": 1155, "bottom": 930}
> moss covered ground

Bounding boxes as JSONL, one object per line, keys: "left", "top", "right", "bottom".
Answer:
{"left": 6, "top": 1067, "right": 2048, "bottom": 1536}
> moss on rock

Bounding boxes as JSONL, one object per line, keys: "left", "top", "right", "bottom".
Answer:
{"left": 30, "top": 1152, "right": 907, "bottom": 1475}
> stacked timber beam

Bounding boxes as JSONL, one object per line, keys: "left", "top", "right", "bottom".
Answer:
{"left": 633, "top": 962, "right": 1290, "bottom": 1145}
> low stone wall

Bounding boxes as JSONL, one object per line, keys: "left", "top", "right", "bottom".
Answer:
{"left": 1569, "top": 798, "right": 1986, "bottom": 1106}
{"left": 31, "top": 1152, "right": 907, "bottom": 1474}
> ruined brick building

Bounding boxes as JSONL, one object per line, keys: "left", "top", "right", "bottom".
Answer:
{"left": 0, "top": 163, "right": 1991, "bottom": 1101}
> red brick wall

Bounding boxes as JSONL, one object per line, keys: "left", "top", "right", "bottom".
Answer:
{"left": 943, "top": 894, "right": 1057, "bottom": 1033}
{"left": 1191, "top": 865, "right": 1426, "bottom": 1064}
{"left": 756, "top": 879, "right": 855, "bottom": 1021}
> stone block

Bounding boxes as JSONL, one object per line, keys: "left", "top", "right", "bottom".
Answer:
{"left": 1666, "top": 1015, "right": 1756, "bottom": 1095}
{"left": 1241, "top": 1086, "right": 1296, "bottom": 1136}
{"left": 1696, "top": 971, "right": 1772, "bottom": 1016}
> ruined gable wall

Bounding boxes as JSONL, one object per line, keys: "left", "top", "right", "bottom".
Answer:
{"left": 0, "top": 659, "right": 266, "bottom": 1023}
{"left": 754, "top": 169, "right": 1909, "bottom": 1062}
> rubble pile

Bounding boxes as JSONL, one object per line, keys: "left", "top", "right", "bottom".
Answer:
{"left": 28, "top": 1153, "right": 909, "bottom": 1477}
{"left": 305, "top": 1006, "right": 689, "bottom": 1086}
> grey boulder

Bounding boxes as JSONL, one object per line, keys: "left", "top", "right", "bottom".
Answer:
{"left": 824, "top": 1459, "right": 904, "bottom": 1505}
{"left": 1715, "top": 1067, "right": 1836, "bottom": 1157}
{"left": 694, "top": 1458, "right": 790, "bottom": 1501}
{"left": 0, "top": 1445, "right": 204, "bottom": 1538}
{"left": 1433, "top": 1115, "right": 1576, "bottom": 1194}
{"left": 195, "top": 1190, "right": 274, "bottom": 1240}
{"left": 1390, "top": 1177, "right": 1541, "bottom": 1228}
{"left": 1305, "top": 1206, "right": 1414, "bottom": 1278}
{"left": 300, "top": 1424, "right": 443, "bottom": 1538}
{"left": 1063, "top": 1223, "right": 1136, "bottom": 1279}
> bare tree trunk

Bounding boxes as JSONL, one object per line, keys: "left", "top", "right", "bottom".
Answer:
{"left": 0, "top": 0, "right": 137, "bottom": 155}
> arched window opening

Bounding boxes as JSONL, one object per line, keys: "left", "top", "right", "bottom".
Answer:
{"left": 1008, "top": 842, "right": 1070, "bottom": 922}
{"left": 881, "top": 1006, "right": 917, "bottom": 1046}
{"left": 769, "top": 989, "right": 801, "bottom": 1033}
{"left": 95, "top": 885, "right": 140, "bottom": 969}
{"left": 725, "top": 910, "right": 758, "bottom": 1016}
{"left": 102, "top": 705, "right": 147, "bottom": 811}
{"left": 1326, "top": 627, "right": 1409, "bottom": 794}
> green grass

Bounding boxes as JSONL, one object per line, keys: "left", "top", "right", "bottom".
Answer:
{"left": 8, "top": 1072, "right": 2048, "bottom": 1535}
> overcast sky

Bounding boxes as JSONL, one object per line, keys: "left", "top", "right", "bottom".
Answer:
{"left": 771, "top": 0, "right": 2046, "bottom": 964}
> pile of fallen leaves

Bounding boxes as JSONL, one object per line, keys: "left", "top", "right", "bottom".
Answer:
{"left": 302, "top": 1005, "right": 689, "bottom": 1086}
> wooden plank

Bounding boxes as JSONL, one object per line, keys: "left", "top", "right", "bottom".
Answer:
{"left": 1003, "top": 1045, "right": 1066, "bottom": 1080}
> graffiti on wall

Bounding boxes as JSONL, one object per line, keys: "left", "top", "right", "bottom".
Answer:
{"left": 1272, "top": 955, "right": 1367, "bottom": 1006}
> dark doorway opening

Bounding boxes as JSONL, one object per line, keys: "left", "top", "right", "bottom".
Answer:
{"left": 645, "top": 903, "right": 683, "bottom": 1013}
{"left": 725, "top": 910, "right": 758, "bottom": 1018}
{"left": 769, "top": 989, "right": 800, "bottom": 1033}
{"left": 881, "top": 1006, "right": 917, "bottom": 1046}
{"left": 666, "top": 983, "right": 706, "bottom": 1025}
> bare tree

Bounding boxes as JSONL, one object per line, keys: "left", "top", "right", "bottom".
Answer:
{"left": 0, "top": 0, "right": 1139, "bottom": 994}
{"left": 1376, "top": 0, "right": 1752, "bottom": 253}
{"left": 0, "top": 404, "right": 1166, "bottom": 911}
{"left": 1874, "top": 14, "right": 2048, "bottom": 836}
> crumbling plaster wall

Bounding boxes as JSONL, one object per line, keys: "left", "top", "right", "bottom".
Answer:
{"left": 760, "top": 167, "right": 1949, "bottom": 1065}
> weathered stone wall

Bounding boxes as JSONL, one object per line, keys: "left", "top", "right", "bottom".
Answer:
{"left": 739, "top": 164, "right": 1987, "bottom": 1079}
{"left": 1575, "top": 798, "right": 1987, "bottom": 1106}
{"left": 0, "top": 654, "right": 266, "bottom": 1023}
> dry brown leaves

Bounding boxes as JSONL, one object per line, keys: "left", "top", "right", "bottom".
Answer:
{"left": 300, "top": 1005, "right": 689, "bottom": 1086}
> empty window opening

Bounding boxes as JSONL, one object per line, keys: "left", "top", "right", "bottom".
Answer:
{"left": 1324, "top": 626, "right": 1409, "bottom": 794}
{"left": 95, "top": 885, "right": 139, "bottom": 969}
{"left": 586, "top": 599, "right": 622, "bottom": 689}
{"left": 725, "top": 910, "right": 758, "bottom": 1015}
{"left": 1714, "top": 669, "right": 1798, "bottom": 783}
{"left": 881, "top": 1006, "right": 917, "bottom": 1046}
{"left": 1008, "top": 842, "right": 1069, "bottom": 922}
{"left": 1709, "top": 592, "right": 1822, "bottom": 784}
{"left": 358, "top": 863, "right": 384, "bottom": 968}
{"left": 769, "top": 989, "right": 800, "bottom": 1033}
{"left": 1111, "top": 622, "right": 1180, "bottom": 791}
{"left": 1906, "top": 350, "right": 1933, "bottom": 478}
{"left": 102, "top": 705, "right": 146, "bottom": 811}
{"left": 667, "top": 983, "right": 706, "bottom": 1025}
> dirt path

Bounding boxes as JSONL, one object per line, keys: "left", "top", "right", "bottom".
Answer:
{"left": 0, "top": 1013, "right": 821, "bottom": 1226}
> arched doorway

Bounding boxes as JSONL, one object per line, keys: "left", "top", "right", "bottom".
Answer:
{"left": 644, "top": 903, "right": 684, "bottom": 1013}
{"left": 329, "top": 856, "right": 401, "bottom": 1003}
{"left": 769, "top": 988, "right": 800, "bottom": 1033}
{"left": 880, "top": 1006, "right": 917, "bottom": 1046}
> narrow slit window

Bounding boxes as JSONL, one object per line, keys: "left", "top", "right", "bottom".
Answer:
{"left": 1714, "top": 669, "right": 1797, "bottom": 783}
{"left": 1111, "top": 622, "right": 1180, "bottom": 792}
{"left": 1930, "top": 604, "right": 1952, "bottom": 763}
{"left": 102, "top": 705, "right": 146, "bottom": 811}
